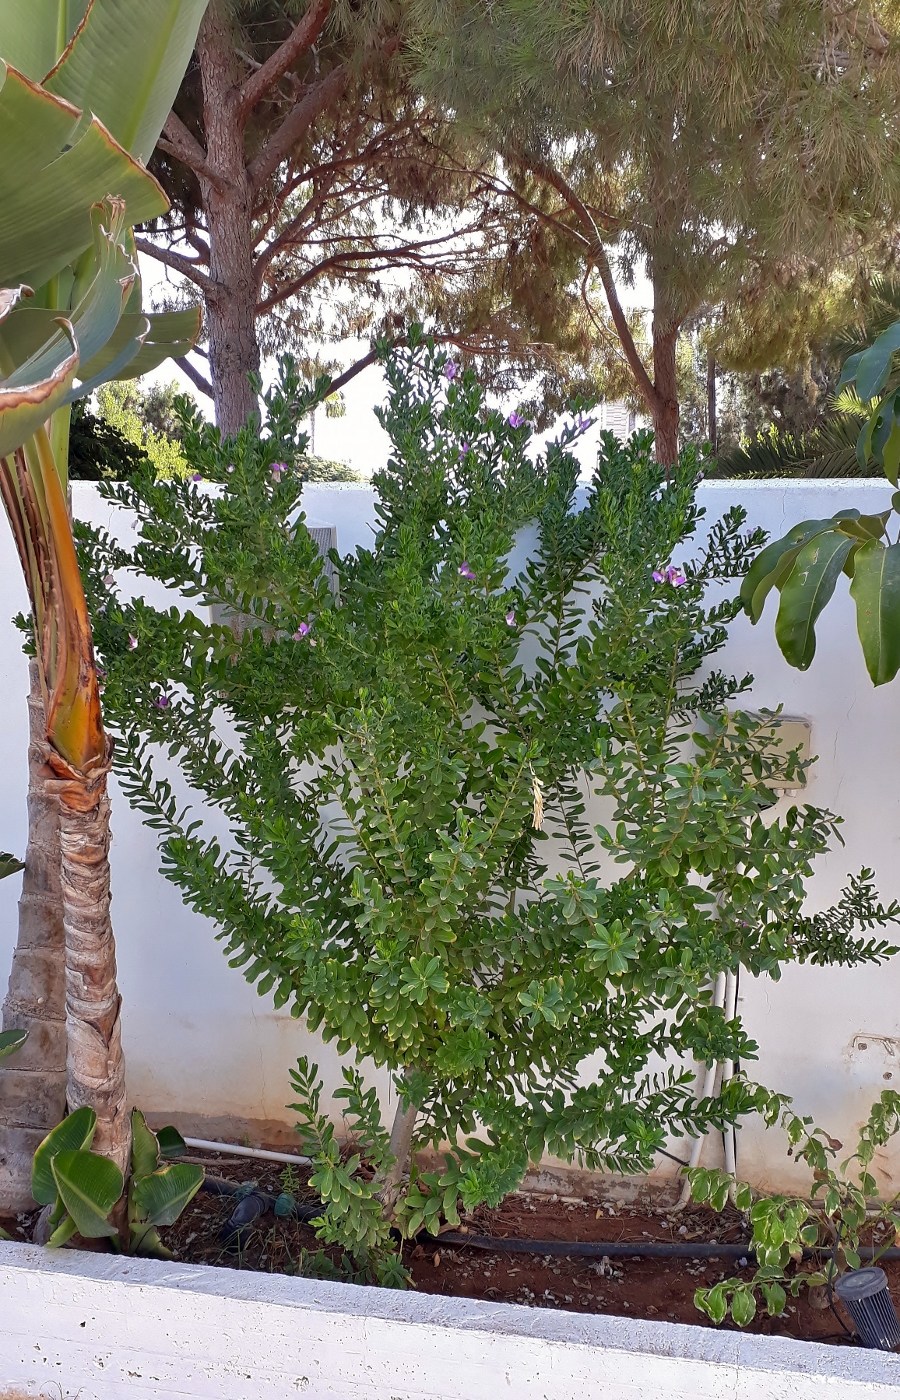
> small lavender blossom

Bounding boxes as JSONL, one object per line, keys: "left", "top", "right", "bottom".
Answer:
{"left": 270, "top": 461, "right": 288, "bottom": 480}
{"left": 127, "top": 634, "right": 138, "bottom": 651}
{"left": 576, "top": 414, "right": 595, "bottom": 434}
{"left": 226, "top": 463, "right": 235, "bottom": 474}
{"left": 459, "top": 441, "right": 471, "bottom": 457}
{"left": 153, "top": 692, "right": 170, "bottom": 710}
{"left": 443, "top": 359, "right": 459, "bottom": 381}
{"left": 458, "top": 562, "right": 476, "bottom": 580}
{"left": 292, "top": 622, "right": 312, "bottom": 640}
{"left": 507, "top": 411, "right": 526, "bottom": 429}
{"left": 652, "top": 565, "right": 686, "bottom": 587}
{"left": 506, "top": 609, "right": 516, "bottom": 626}
{"left": 191, "top": 472, "right": 203, "bottom": 483}
{"left": 103, "top": 574, "right": 115, "bottom": 587}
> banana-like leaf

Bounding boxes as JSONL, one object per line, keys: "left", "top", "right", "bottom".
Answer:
{"left": 131, "top": 1162, "right": 204, "bottom": 1227}
{"left": 0, "top": 202, "right": 137, "bottom": 457}
{"left": 0, "top": 851, "right": 24, "bottom": 879}
{"left": 740, "top": 518, "right": 839, "bottom": 621}
{"left": 78, "top": 306, "right": 202, "bottom": 385}
{"left": 130, "top": 1108, "right": 161, "bottom": 1179}
{"left": 0, "top": 2, "right": 90, "bottom": 81}
{"left": 46, "top": 1213, "right": 79, "bottom": 1248}
{"left": 849, "top": 540, "right": 900, "bottom": 685}
{"left": 32, "top": 1104, "right": 96, "bottom": 1205}
{"left": 129, "top": 1223, "right": 172, "bottom": 1258}
{"left": 775, "top": 531, "right": 857, "bottom": 669}
{"left": 50, "top": 1148, "right": 123, "bottom": 1238}
{"left": 156, "top": 1124, "right": 188, "bottom": 1159}
{"left": 0, "top": 62, "right": 166, "bottom": 291}
{"left": 45, "top": 0, "right": 209, "bottom": 163}
{"left": 0, "top": 1027, "right": 27, "bottom": 1059}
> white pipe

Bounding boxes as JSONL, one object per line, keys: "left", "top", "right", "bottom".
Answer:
{"left": 721, "top": 968, "right": 739, "bottom": 1196}
{"left": 183, "top": 1137, "right": 311, "bottom": 1167}
{"left": 674, "top": 970, "right": 727, "bottom": 1210}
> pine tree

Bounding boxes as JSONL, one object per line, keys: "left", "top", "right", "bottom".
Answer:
{"left": 410, "top": 0, "right": 900, "bottom": 461}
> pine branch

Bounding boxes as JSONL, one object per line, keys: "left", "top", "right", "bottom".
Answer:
{"left": 135, "top": 237, "right": 215, "bottom": 293}
{"left": 176, "top": 355, "right": 213, "bottom": 398}
{"left": 237, "top": 0, "right": 334, "bottom": 120}
{"left": 159, "top": 113, "right": 227, "bottom": 195}
{"left": 248, "top": 64, "right": 351, "bottom": 193}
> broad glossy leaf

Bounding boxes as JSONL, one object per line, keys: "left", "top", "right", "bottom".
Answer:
{"left": 77, "top": 306, "right": 202, "bottom": 385}
{"left": 855, "top": 320, "right": 900, "bottom": 402}
{"left": 0, "top": 851, "right": 24, "bottom": 879}
{"left": 46, "top": 1213, "right": 79, "bottom": 1248}
{"left": 32, "top": 1104, "right": 96, "bottom": 1205}
{"left": 833, "top": 510, "right": 890, "bottom": 541}
{"left": 45, "top": 0, "right": 209, "bottom": 162}
{"left": 131, "top": 1162, "right": 204, "bottom": 1226}
{"left": 0, "top": 1027, "right": 27, "bottom": 1059}
{"left": 741, "top": 519, "right": 839, "bottom": 622}
{"left": 0, "top": 62, "right": 166, "bottom": 290}
{"left": 850, "top": 540, "right": 900, "bottom": 685}
{"left": 0, "top": 2, "right": 90, "bottom": 80}
{"left": 51, "top": 1148, "right": 122, "bottom": 1238}
{"left": 882, "top": 401, "right": 900, "bottom": 485}
{"left": 156, "top": 1125, "right": 188, "bottom": 1160}
{"left": 836, "top": 348, "right": 864, "bottom": 392}
{"left": 775, "top": 531, "right": 856, "bottom": 669}
{"left": 130, "top": 1108, "right": 160, "bottom": 1180}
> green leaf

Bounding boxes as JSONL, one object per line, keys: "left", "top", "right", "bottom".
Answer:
{"left": 46, "top": 1213, "right": 79, "bottom": 1248}
{"left": 854, "top": 320, "right": 900, "bottom": 402}
{"left": 740, "top": 519, "right": 836, "bottom": 622}
{"left": 0, "top": 851, "right": 24, "bottom": 880}
{"left": 850, "top": 540, "right": 900, "bottom": 685}
{"left": 156, "top": 1125, "right": 187, "bottom": 1159}
{"left": 44, "top": 0, "right": 209, "bottom": 163}
{"left": 130, "top": 1108, "right": 160, "bottom": 1179}
{"left": 50, "top": 1148, "right": 123, "bottom": 1238}
{"left": 32, "top": 1105, "right": 96, "bottom": 1206}
{"left": 0, "top": 1027, "right": 26, "bottom": 1060}
{"left": 0, "top": 62, "right": 166, "bottom": 291}
{"left": 775, "top": 531, "right": 856, "bottom": 669}
{"left": 0, "top": 2, "right": 90, "bottom": 80}
{"left": 730, "top": 1288, "right": 757, "bottom": 1327}
{"left": 130, "top": 1162, "right": 203, "bottom": 1227}
{"left": 697, "top": 1284, "right": 728, "bottom": 1324}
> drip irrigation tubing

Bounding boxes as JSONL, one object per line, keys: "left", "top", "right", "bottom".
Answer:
{"left": 433, "top": 1232, "right": 900, "bottom": 1263}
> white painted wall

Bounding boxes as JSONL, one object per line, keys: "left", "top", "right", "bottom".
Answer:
{"left": 0, "top": 478, "right": 899, "bottom": 1191}
{"left": 3, "top": 1243, "right": 900, "bottom": 1400}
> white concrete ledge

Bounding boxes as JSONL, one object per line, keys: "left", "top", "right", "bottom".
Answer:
{"left": 1, "top": 1242, "right": 899, "bottom": 1398}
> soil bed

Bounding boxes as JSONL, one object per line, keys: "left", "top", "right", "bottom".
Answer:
{"left": 4, "top": 1155, "right": 896, "bottom": 1350}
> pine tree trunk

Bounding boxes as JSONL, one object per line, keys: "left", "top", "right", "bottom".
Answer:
{"left": 50, "top": 748, "right": 129, "bottom": 1175}
{"left": 0, "top": 661, "right": 67, "bottom": 1210}
{"left": 198, "top": 2, "right": 261, "bottom": 438}
{"left": 652, "top": 321, "right": 680, "bottom": 466}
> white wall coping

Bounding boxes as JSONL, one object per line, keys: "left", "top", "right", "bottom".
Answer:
{"left": 1, "top": 1242, "right": 899, "bottom": 1398}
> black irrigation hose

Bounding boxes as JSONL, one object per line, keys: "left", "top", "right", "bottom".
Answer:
{"left": 434, "top": 1232, "right": 900, "bottom": 1263}
{"left": 199, "top": 1177, "right": 322, "bottom": 1242}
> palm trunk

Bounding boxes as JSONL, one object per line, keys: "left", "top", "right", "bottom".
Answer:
{"left": 51, "top": 748, "right": 129, "bottom": 1174}
{"left": 0, "top": 661, "right": 67, "bottom": 1210}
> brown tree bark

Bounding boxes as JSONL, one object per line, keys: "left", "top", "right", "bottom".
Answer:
{"left": 51, "top": 748, "right": 129, "bottom": 1175}
{"left": 651, "top": 319, "right": 680, "bottom": 467}
{"left": 197, "top": 4, "right": 261, "bottom": 437}
{"left": 0, "top": 661, "right": 67, "bottom": 1210}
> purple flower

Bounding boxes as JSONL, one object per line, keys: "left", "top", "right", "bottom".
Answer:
{"left": 103, "top": 573, "right": 115, "bottom": 588}
{"left": 292, "top": 622, "right": 312, "bottom": 640}
{"left": 191, "top": 472, "right": 203, "bottom": 483}
{"left": 443, "top": 360, "right": 459, "bottom": 381}
{"left": 153, "top": 692, "right": 170, "bottom": 710}
{"left": 271, "top": 461, "right": 288, "bottom": 480}
{"left": 653, "top": 565, "right": 687, "bottom": 588}
{"left": 127, "top": 634, "right": 138, "bottom": 651}
{"left": 226, "top": 463, "right": 235, "bottom": 475}
{"left": 459, "top": 442, "right": 471, "bottom": 457}
{"left": 507, "top": 411, "right": 526, "bottom": 429}
{"left": 458, "top": 562, "right": 476, "bottom": 581}
{"left": 506, "top": 609, "right": 516, "bottom": 627}
{"left": 576, "top": 414, "right": 595, "bottom": 434}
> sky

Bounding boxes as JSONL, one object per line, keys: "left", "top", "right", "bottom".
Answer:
{"left": 138, "top": 253, "right": 653, "bottom": 480}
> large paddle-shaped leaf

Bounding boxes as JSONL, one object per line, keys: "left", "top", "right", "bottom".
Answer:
{"left": 0, "top": 2, "right": 90, "bottom": 81}
{"left": 740, "top": 517, "right": 838, "bottom": 622}
{"left": 50, "top": 1148, "right": 123, "bottom": 1238}
{"left": 31, "top": 1104, "right": 96, "bottom": 1205}
{"left": 45, "top": 0, "right": 209, "bottom": 162}
{"left": 131, "top": 1162, "right": 204, "bottom": 1227}
{"left": 0, "top": 62, "right": 165, "bottom": 291}
{"left": 850, "top": 540, "right": 900, "bottom": 685}
{"left": 775, "top": 531, "right": 857, "bottom": 669}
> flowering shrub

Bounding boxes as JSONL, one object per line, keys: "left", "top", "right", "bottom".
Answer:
{"left": 76, "top": 339, "right": 898, "bottom": 1282}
